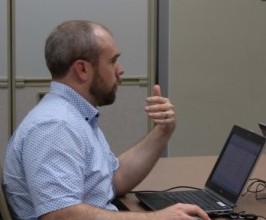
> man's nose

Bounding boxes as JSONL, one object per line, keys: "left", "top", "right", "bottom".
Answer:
{"left": 116, "top": 62, "right": 124, "bottom": 76}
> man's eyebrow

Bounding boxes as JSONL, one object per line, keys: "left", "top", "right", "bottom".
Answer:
{"left": 110, "top": 53, "right": 121, "bottom": 62}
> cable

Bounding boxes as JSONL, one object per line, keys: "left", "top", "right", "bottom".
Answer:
{"left": 130, "top": 185, "right": 202, "bottom": 194}
{"left": 209, "top": 211, "right": 265, "bottom": 220}
{"left": 242, "top": 178, "right": 266, "bottom": 200}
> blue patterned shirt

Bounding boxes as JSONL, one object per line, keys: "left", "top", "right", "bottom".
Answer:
{"left": 4, "top": 81, "right": 119, "bottom": 219}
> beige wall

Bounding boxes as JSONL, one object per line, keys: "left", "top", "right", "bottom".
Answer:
{"left": 0, "top": 89, "right": 9, "bottom": 164}
{"left": 168, "top": 0, "right": 266, "bottom": 156}
{"left": 0, "top": 0, "right": 8, "bottom": 165}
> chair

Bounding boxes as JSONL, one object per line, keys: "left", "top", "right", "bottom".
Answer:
{"left": 0, "top": 166, "right": 13, "bottom": 220}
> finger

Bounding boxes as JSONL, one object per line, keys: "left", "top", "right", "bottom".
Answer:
{"left": 149, "top": 113, "right": 175, "bottom": 126}
{"left": 146, "top": 97, "right": 168, "bottom": 106}
{"left": 184, "top": 205, "right": 210, "bottom": 220}
{"left": 145, "top": 101, "right": 174, "bottom": 113}
{"left": 148, "top": 111, "right": 174, "bottom": 120}
{"left": 153, "top": 84, "right": 161, "bottom": 97}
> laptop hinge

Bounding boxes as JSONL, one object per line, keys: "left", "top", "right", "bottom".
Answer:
{"left": 204, "top": 188, "right": 235, "bottom": 208}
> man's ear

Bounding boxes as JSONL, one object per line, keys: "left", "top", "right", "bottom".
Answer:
{"left": 74, "top": 60, "right": 93, "bottom": 81}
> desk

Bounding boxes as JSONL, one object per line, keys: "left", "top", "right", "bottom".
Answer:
{"left": 119, "top": 155, "right": 266, "bottom": 217}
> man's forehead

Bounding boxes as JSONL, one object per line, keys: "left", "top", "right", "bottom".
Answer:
{"left": 96, "top": 29, "right": 117, "bottom": 47}
{"left": 95, "top": 30, "right": 120, "bottom": 57}
{"left": 94, "top": 27, "right": 109, "bottom": 37}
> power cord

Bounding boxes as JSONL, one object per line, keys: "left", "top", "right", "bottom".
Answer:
{"left": 130, "top": 185, "right": 202, "bottom": 194}
{"left": 209, "top": 211, "right": 265, "bottom": 220}
{"left": 242, "top": 178, "right": 266, "bottom": 200}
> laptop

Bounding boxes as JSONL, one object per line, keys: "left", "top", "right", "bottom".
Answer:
{"left": 259, "top": 122, "right": 266, "bottom": 136}
{"left": 136, "top": 125, "right": 266, "bottom": 216}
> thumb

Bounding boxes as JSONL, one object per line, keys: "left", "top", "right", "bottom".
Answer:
{"left": 153, "top": 84, "right": 162, "bottom": 97}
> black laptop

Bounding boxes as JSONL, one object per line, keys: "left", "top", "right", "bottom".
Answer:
{"left": 136, "top": 125, "right": 266, "bottom": 215}
{"left": 259, "top": 122, "right": 266, "bottom": 136}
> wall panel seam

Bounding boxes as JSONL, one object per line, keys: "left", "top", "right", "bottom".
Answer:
{"left": 0, "top": 77, "right": 148, "bottom": 88}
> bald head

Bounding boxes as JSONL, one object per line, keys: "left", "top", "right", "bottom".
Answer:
{"left": 45, "top": 20, "right": 113, "bottom": 79}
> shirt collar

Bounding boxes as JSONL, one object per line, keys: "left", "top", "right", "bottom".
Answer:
{"left": 49, "top": 81, "right": 100, "bottom": 122}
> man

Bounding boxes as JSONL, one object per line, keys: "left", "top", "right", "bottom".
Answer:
{"left": 4, "top": 20, "right": 210, "bottom": 220}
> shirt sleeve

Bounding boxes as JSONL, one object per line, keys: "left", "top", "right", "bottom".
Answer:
{"left": 22, "top": 120, "right": 87, "bottom": 217}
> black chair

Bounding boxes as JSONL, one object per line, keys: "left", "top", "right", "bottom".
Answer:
{"left": 0, "top": 166, "right": 13, "bottom": 220}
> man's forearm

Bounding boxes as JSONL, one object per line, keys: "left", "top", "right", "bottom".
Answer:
{"left": 40, "top": 203, "right": 155, "bottom": 220}
{"left": 114, "top": 124, "right": 174, "bottom": 195}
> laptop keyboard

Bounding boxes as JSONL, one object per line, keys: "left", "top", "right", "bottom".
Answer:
{"left": 165, "top": 190, "right": 226, "bottom": 210}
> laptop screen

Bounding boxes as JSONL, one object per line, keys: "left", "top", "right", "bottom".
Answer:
{"left": 205, "top": 126, "right": 265, "bottom": 204}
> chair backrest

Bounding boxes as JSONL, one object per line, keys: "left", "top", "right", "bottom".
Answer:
{"left": 0, "top": 166, "right": 13, "bottom": 220}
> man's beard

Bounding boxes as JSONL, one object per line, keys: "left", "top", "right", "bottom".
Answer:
{"left": 90, "top": 68, "right": 118, "bottom": 107}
